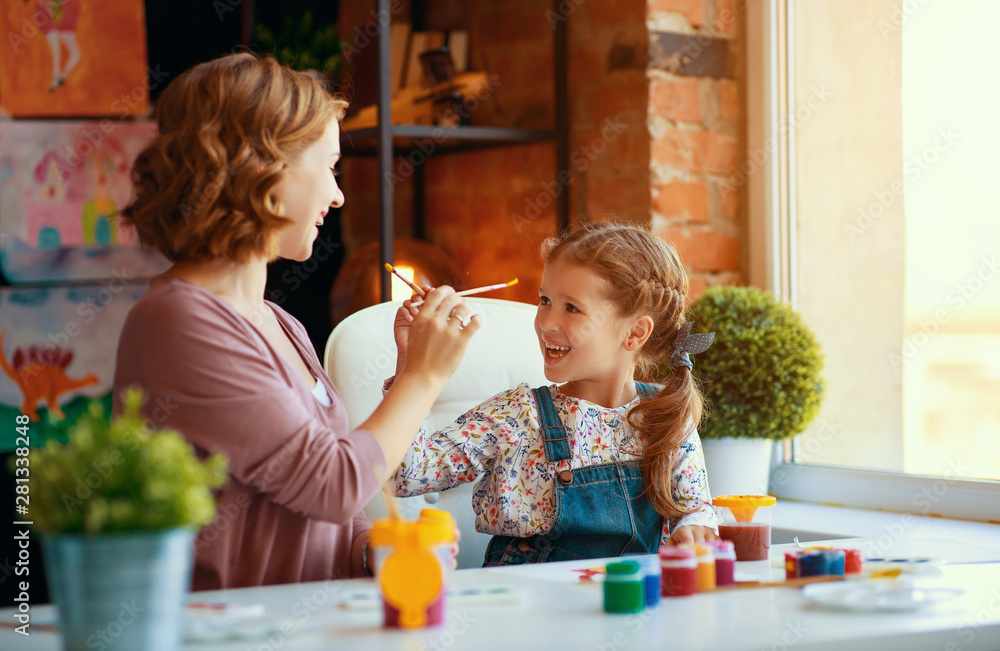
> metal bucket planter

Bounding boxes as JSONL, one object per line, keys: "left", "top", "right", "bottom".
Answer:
{"left": 41, "top": 528, "right": 194, "bottom": 651}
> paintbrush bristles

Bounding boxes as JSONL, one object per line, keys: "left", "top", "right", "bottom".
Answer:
{"left": 384, "top": 263, "right": 426, "bottom": 297}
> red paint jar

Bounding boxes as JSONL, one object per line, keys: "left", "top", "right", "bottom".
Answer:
{"left": 844, "top": 548, "right": 863, "bottom": 574}
{"left": 712, "top": 539, "right": 737, "bottom": 586}
{"left": 659, "top": 547, "right": 698, "bottom": 597}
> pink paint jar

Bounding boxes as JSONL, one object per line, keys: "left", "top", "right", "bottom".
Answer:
{"left": 711, "top": 540, "right": 737, "bottom": 586}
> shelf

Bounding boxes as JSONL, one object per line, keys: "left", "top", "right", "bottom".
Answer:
{"left": 341, "top": 125, "right": 558, "bottom": 156}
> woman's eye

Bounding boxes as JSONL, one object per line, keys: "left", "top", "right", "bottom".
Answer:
{"left": 330, "top": 166, "right": 340, "bottom": 177}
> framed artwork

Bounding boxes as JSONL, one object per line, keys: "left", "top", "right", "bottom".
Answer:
{"left": 0, "top": 282, "right": 148, "bottom": 452}
{"left": 0, "top": 0, "right": 150, "bottom": 118}
{"left": 0, "top": 120, "right": 168, "bottom": 283}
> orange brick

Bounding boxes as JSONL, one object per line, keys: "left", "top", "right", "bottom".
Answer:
{"left": 716, "top": 0, "right": 739, "bottom": 35}
{"left": 719, "top": 182, "right": 740, "bottom": 219}
{"left": 650, "top": 0, "right": 706, "bottom": 26}
{"left": 688, "top": 130, "right": 739, "bottom": 175}
{"left": 651, "top": 78, "right": 702, "bottom": 123}
{"left": 652, "top": 130, "right": 689, "bottom": 168}
{"left": 659, "top": 228, "right": 741, "bottom": 272}
{"left": 719, "top": 79, "right": 740, "bottom": 122}
{"left": 652, "top": 181, "right": 710, "bottom": 221}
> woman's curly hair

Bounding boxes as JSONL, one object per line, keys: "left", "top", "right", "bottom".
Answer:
{"left": 122, "top": 52, "right": 348, "bottom": 263}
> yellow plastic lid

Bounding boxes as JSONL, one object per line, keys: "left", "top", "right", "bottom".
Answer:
{"left": 694, "top": 544, "right": 713, "bottom": 558}
{"left": 369, "top": 518, "right": 402, "bottom": 547}
{"left": 711, "top": 495, "right": 777, "bottom": 522}
{"left": 418, "top": 508, "right": 456, "bottom": 545}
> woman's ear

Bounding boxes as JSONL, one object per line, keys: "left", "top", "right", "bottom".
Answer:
{"left": 625, "top": 315, "right": 655, "bottom": 350}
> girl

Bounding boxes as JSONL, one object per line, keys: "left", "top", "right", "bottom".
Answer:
{"left": 391, "top": 222, "right": 717, "bottom": 565}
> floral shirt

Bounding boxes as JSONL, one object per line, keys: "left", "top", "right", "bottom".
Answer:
{"left": 392, "top": 383, "right": 718, "bottom": 544}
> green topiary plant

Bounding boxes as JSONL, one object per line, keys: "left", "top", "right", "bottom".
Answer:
{"left": 23, "top": 387, "right": 227, "bottom": 535}
{"left": 685, "top": 285, "right": 825, "bottom": 441}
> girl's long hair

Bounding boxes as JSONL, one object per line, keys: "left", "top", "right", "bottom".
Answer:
{"left": 543, "top": 221, "right": 703, "bottom": 520}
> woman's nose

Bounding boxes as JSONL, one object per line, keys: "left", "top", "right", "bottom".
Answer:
{"left": 330, "top": 183, "right": 345, "bottom": 209}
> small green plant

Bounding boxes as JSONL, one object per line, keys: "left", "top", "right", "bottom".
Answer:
{"left": 23, "top": 387, "right": 227, "bottom": 535}
{"left": 685, "top": 286, "right": 825, "bottom": 441}
{"left": 254, "top": 9, "right": 340, "bottom": 75}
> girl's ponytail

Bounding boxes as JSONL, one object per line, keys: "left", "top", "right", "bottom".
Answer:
{"left": 628, "top": 366, "right": 703, "bottom": 519}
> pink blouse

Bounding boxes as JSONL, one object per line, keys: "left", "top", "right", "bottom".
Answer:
{"left": 113, "top": 274, "right": 385, "bottom": 590}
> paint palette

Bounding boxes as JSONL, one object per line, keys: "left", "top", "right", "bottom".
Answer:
{"left": 803, "top": 580, "right": 963, "bottom": 612}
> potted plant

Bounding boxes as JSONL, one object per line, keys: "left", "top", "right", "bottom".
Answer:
{"left": 685, "top": 286, "right": 824, "bottom": 496}
{"left": 24, "top": 387, "right": 226, "bottom": 651}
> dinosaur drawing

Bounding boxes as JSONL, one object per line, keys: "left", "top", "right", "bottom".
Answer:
{"left": 0, "top": 333, "right": 98, "bottom": 421}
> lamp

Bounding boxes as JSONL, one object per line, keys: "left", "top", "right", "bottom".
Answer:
{"left": 329, "top": 238, "right": 466, "bottom": 327}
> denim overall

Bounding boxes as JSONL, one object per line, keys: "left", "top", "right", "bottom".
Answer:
{"left": 483, "top": 382, "right": 664, "bottom": 566}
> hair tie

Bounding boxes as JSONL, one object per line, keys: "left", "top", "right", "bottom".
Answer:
{"left": 668, "top": 321, "right": 715, "bottom": 371}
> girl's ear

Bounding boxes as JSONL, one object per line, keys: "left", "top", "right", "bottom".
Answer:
{"left": 625, "top": 315, "right": 655, "bottom": 350}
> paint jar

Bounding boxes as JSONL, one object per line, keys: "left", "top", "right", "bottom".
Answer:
{"left": 797, "top": 549, "right": 830, "bottom": 577}
{"left": 844, "top": 548, "right": 863, "bottom": 574}
{"left": 639, "top": 555, "right": 661, "bottom": 607}
{"left": 694, "top": 545, "right": 716, "bottom": 591}
{"left": 713, "top": 495, "right": 776, "bottom": 561}
{"left": 604, "top": 560, "right": 645, "bottom": 614}
{"left": 784, "top": 549, "right": 807, "bottom": 579}
{"left": 373, "top": 510, "right": 455, "bottom": 629}
{"left": 659, "top": 547, "right": 698, "bottom": 597}
{"left": 825, "top": 549, "right": 846, "bottom": 576}
{"left": 711, "top": 540, "right": 737, "bottom": 586}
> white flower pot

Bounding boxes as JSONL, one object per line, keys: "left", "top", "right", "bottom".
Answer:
{"left": 701, "top": 438, "right": 775, "bottom": 497}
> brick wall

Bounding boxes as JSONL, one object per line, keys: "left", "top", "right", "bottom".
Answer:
{"left": 336, "top": 0, "right": 744, "bottom": 309}
{"left": 648, "top": 0, "right": 744, "bottom": 296}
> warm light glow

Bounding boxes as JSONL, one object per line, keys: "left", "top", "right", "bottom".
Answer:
{"left": 390, "top": 265, "right": 417, "bottom": 301}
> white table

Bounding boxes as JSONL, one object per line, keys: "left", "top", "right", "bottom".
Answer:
{"left": 3, "top": 538, "right": 999, "bottom": 651}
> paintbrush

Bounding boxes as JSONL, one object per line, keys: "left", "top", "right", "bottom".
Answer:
{"left": 456, "top": 278, "right": 519, "bottom": 296}
{"left": 385, "top": 263, "right": 427, "bottom": 297}
{"left": 385, "top": 263, "right": 518, "bottom": 298}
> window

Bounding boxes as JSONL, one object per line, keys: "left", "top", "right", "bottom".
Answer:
{"left": 747, "top": 0, "right": 1000, "bottom": 519}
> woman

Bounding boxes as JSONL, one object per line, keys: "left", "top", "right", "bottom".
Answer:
{"left": 113, "top": 52, "right": 479, "bottom": 590}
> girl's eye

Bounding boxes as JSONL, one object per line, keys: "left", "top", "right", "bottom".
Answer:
{"left": 330, "top": 166, "right": 340, "bottom": 177}
{"left": 566, "top": 303, "right": 580, "bottom": 313}
{"left": 538, "top": 296, "right": 550, "bottom": 306}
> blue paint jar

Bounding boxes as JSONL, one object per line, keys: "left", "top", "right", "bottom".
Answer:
{"left": 825, "top": 549, "right": 846, "bottom": 576}
{"left": 798, "top": 549, "right": 830, "bottom": 577}
{"left": 639, "top": 555, "right": 661, "bottom": 607}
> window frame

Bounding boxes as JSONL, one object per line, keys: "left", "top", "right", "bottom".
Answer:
{"left": 746, "top": 0, "right": 1000, "bottom": 521}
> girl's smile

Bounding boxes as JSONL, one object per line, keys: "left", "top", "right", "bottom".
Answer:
{"left": 534, "top": 258, "right": 640, "bottom": 406}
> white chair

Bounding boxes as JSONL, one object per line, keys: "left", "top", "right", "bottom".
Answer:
{"left": 323, "top": 297, "right": 548, "bottom": 569}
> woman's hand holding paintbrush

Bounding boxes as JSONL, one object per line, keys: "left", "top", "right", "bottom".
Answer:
{"left": 386, "top": 263, "right": 516, "bottom": 377}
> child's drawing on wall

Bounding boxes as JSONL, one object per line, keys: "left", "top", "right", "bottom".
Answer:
{"left": 0, "top": 121, "right": 167, "bottom": 283}
{"left": 33, "top": 0, "right": 84, "bottom": 91}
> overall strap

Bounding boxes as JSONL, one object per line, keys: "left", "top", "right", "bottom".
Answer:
{"left": 532, "top": 386, "right": 573, "bottom": 463}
